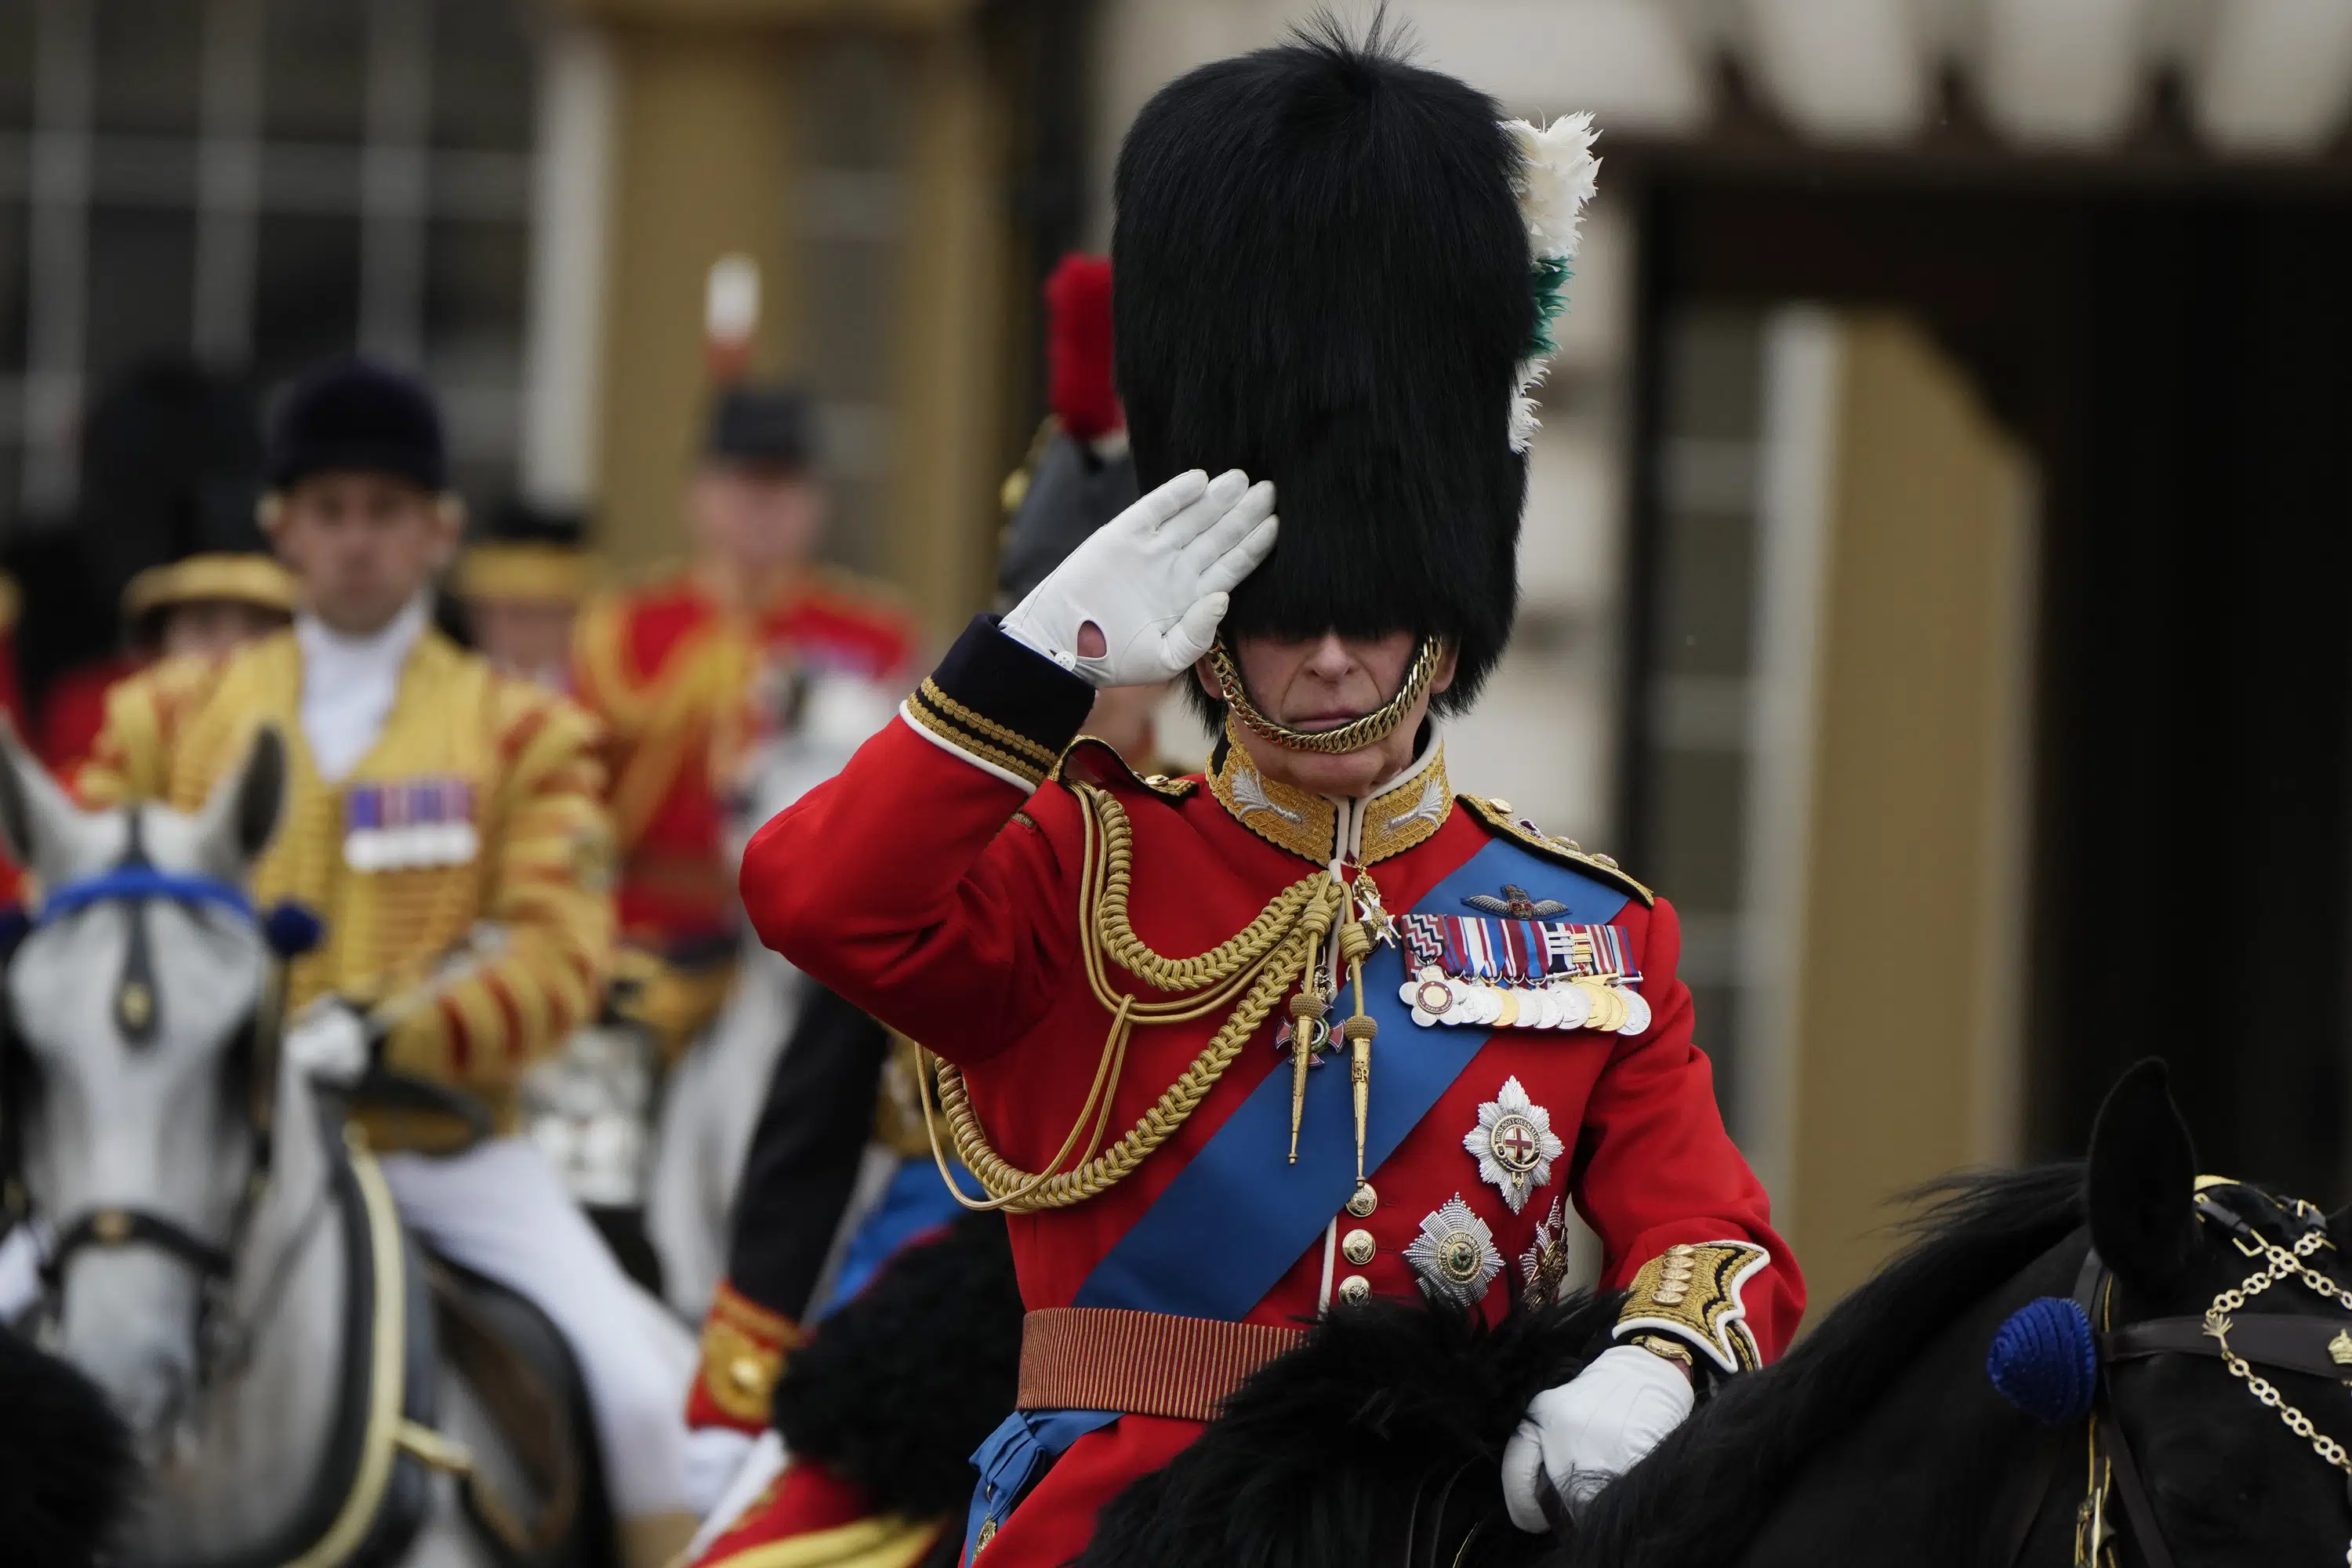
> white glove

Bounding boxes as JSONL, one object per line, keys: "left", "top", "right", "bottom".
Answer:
{"left": 1501, "top": 1344, "right": 1694, "bottom": 1531}
{"left": 1000, "top": 467, "right": 1277, "bottom": 688}
{"left": 283, "top": 999, "right": 372, "bottom": 1087}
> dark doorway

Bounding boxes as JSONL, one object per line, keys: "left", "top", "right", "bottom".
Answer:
{"left": 1621, "top": 162, "right": 2352, "bottom": 1200}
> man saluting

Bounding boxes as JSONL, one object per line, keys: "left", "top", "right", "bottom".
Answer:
{"left": 741, "top": 28, "right": 1802, "bottom": 1563}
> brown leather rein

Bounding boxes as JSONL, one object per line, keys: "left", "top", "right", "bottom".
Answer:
{"left": 2009, "top": 1193, "right": 2352, "bottom": 1568}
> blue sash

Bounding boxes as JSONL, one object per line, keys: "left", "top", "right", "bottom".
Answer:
{"left": 1073, "top": 836, "right": 1628, "bottom": 1319}
{"left": 811, "top": 1156, "right": 985, "bottom": 1322}
{"left": 963, "top": 1409, "right": 1122, "bottom": 1562}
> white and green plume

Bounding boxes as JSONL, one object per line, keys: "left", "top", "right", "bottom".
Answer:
{"left": 1504, "top": 112, "right": 1601, "bottom": 453}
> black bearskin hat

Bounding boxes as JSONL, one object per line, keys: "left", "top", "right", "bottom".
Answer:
{"left": 771, "top": 1213, "right": 1022, "bottom": 1521}
{"left": 1113, "top": 21, "right": 1535, "bottom": 716}
{"left": 265, "top": 357, "right": 447, "bottom": 493}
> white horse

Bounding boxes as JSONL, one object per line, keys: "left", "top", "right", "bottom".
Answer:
{"left": 0, "top": 728, "right": 555, "bottom": 1566}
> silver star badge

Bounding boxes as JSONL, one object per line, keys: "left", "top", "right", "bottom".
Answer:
{"left": 1405, "top": 1195, "right": 1504, "bottom": 1307}
{"left": 1463, "top": 1076, "right": 1565, "bottom": 1214}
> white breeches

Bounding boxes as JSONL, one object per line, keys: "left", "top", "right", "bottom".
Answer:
{"left": 379, "top": 1137, "right": 694, "bottom": 1519}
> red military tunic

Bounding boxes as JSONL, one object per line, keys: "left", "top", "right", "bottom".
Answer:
{"left": 572, "top": 566, "right": 917, "bottom": 951}
{"left": 740, "top": 619, "right": 1802, "bottom": 1566}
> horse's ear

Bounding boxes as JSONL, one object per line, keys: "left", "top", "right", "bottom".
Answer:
{"left": 0, "top": 714, "right": 87, "bottom": 886}
{"left": 198, "top": 725, "right": 286, "bottom": 869}
{"left": 2085, "top": 1058, "right": 2200, "bottom": 1297}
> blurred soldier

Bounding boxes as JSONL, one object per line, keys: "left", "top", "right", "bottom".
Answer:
{"left": 455, "top": 498, "right": 598, "bottom": 688}
{"left": 740, "top": 33, "right": 1802, "bottom": 1564}
{"left": 571, "top": 387, "right": 918, "bottom": 1055}
{"left": 78, "top": 358, "right": 700, "bottom": 1568}
{"left": 679, "top": 253, "right": 1165, "bottom": 1568}
{"left": 37, "top": 358, "right": 292, "bottom": 777}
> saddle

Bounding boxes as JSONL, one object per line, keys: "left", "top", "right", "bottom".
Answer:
{"left": 243, "top": 1124, "right": 609, "bottom": 1568}
{"left": 423, "top": 1254, "right": 612, "bottom": 1568}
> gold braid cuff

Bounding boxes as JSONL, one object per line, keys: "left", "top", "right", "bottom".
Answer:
{"left": 1613, "top": 1240, "right": 1771, "bottom": 1374}
{"left": 695, "top": 1283, "right": 806, "bottom": 1427}
{"left": 1208, "top": 636, "right": 1443, "bottom": 754}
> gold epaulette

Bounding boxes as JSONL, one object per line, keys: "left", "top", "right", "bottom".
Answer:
{"left": 1053, "top": 735, "right": 1200, "bottom": 800}
{"left": 1457, "top": 795, "right": 1654, "bottom": 907}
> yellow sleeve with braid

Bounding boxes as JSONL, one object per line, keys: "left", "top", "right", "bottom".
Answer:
{"left": 74, "top": 655, "right": 223, "bottom": 808}
{"left": 379, "top": 684, "right": 616, "bottom": 1089}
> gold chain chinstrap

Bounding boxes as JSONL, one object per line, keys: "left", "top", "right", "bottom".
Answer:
{"left": 1210, "top": 636, "right": 1442, "bottom": 755}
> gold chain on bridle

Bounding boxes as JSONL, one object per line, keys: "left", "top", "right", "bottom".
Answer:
{"left": 916, "top": 782, "right": 1348, "bottom": 1213}
{"left": 2200, "top": 1224, "right": 2352, "bottom": 1565}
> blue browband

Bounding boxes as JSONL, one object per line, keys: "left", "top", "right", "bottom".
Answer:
{"left": 38, "top": 868, "right": 256, "bottom": 927}
{"left": 27, "top": 869, "right": 325, "bottom": 958}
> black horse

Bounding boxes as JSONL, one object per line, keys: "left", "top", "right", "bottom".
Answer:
{"left": 1083, "top": 1060, "right": 2352, "bottom": 1567}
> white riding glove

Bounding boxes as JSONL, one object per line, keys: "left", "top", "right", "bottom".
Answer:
{"left": 283, "top": 998, "right": 372, "bottom": 1088}
{"left": 999, "top": 467, "right": 1277, "bottom": 688}
{"left": 1501, "top": 1344, "right": 1694, "bottom": 1531}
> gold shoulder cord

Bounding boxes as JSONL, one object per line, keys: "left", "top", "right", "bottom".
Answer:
{"left": 918, "top": 782, "right": 1347, "bottom": 1213}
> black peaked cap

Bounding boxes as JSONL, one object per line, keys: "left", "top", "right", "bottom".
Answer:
{"left": 706, "top": 386, "right": 818, "bottom": 470}
{"left": 266, "top": 357, "right": 447, "bottom": 492}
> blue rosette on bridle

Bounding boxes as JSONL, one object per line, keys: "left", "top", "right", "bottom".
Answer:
{"left": 1987, "top": 1296, "right": 2100, "bottom": 1424}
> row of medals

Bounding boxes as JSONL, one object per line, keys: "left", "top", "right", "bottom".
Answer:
{"left": 1404, "top": 966, "right": 1653, "bottom": 1036}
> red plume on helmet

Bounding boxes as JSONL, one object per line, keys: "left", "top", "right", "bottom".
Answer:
{"left": 1044, "top": 254, "right": 1121, "bottom": 442}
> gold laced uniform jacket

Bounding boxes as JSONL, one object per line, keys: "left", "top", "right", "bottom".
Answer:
{"left": 78, "top": 627, "right": 615, "bottom": 1144}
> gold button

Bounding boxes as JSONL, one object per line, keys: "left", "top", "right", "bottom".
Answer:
{"left": 1341, "top": 1229, "right": 1376, "bottom": 1266}
{"left": 1654, "top": 1286, "right": 1687, "bottom": 1306}
{"left": 1346, "top": 1183, "right": 1378, "bottom": 1218}
{"left": 1489, "top": 799, "right": 1512, "bottom": 813}
{"left": 1666, "top": 1243, "right": 1697, "bottom": 1259}
{"left": 728, "top": 1355, "right": 767, "bottom": 1393}
{"left": 1338, "top": 1275, "right": 1372, "bottom": 1304}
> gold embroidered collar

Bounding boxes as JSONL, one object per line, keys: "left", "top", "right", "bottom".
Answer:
{"left": 1207, "top": 720, "right": 1452, "bottom": 866}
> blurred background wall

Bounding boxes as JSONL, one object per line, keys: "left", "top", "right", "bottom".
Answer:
{"left": 5, "top": 0, "right": 2351, "bottom": 1310}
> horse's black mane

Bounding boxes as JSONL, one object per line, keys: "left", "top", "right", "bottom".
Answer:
{"left": 1567, "top": 1160, "right": 2085, "bottom": 1567}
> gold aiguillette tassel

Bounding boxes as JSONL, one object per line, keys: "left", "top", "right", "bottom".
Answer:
{"left": 1287, "top": 989, "right": 1328, "bottom": 1164}
{"left": 1336, "top": 917, "right": 1379, "bottom": 1184}
{"left": 1345, "top": 1017, "right": 1374, "bottom": 1183}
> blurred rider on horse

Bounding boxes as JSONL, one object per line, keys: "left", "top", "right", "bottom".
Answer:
{"left": 570, "top": 383, "right": 918, "bottom": 1062}
{"left": 77, "top": 358, "right": 701, "bottom": 1568}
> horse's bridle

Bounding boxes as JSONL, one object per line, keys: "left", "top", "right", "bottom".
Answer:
{"left": 0, "top": 835, "right": 295, "bottom": 1384}
{"left": 2010, "top": 1187, "right": 2352, "bottom": 1568}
